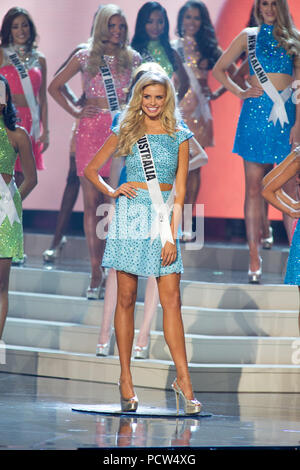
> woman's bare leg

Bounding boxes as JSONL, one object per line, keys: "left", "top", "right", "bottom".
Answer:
{"left": 50, "top": 154, "right": 80, "bottom": 249}
{"left": 115, "top": 271, "right": 138, "bottom": 399}
{"left": 98, "top": 268, "right": 117, "bottom": 344}
{"left": 80, "top": 176, "right": 108, "bottom": 288}
{"left": 0, "top": 258, "right": 12, "bottom": 339}
{"left": 135, "top": 276, "right": 159, "bottom": 348}
{"left": 156, "top": 273, "right": 194, "bottom": 400}
{"left": 244, "top": 160, "right": 273, "bottom": 272}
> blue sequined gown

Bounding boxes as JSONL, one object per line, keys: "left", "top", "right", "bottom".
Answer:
{"left": 285, "top": 220, "right": 300, "bottom": 285}
{"left": 233, "top": 24, "right": 295, "bottom": 164}
{"left": 102, "top": 127, "right": 193, "bottom": 277}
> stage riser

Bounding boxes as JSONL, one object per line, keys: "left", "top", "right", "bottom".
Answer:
{"left": 24, "top": 233, "right": 288, "bottom": 273}
{"left": 3, "top": 319, "right": 299, "bottom": 365}
{"left": 2, "top": 347, "right": 300, "bottom": 393}
{"left": 10, "top": 268, "right": 298, "bottom": 310}
{"left": 9, "top": 292, "right": 298, "bottom": 337}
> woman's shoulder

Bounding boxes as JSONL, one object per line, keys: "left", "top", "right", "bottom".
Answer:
{"left": 176, "top": 123, "right": 194, "bottom": 141}
{"left": 74, "top": 47, "right": 89, "bottom": 67}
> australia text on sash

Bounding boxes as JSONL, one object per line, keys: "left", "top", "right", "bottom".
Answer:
{"left": 137, "top": 137, "right": 156, "bottom": 181}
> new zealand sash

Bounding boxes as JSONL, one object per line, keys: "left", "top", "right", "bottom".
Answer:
{"left": 247, "top": 29, "right": 291, "bottom": 128}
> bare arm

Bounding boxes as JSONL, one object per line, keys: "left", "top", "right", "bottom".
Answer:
{"left": 84, "top": 133, "right": 137, "bottom": 199}
{"left": 38, "top": 54, "right": 49, "bottom": 152}
{"left": 173, "top": 49, "right": 189, "bottom": 101}
{"left": 172, "top": 139, "right": 189, "bottom": 239}
{"left": 262, "top": 148, "right": 300, "bottom": 217}
{"left": 48, "top": 54, "right": 83, "bottom": 118}
{"left": 212, "top": 29, "right": 263, "bottom": 100}
{"left": 14, "top": 127, "right": 37, "bottom": 199}
{"left": 289, "top": 56, "right": 300, "bottom": 148}
{"left": 55, "top": 45, "right": 87, "bottom": 106}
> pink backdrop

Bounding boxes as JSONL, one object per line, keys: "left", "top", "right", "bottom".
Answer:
{"left": 0, "top": 0, "right": 298, "bottom": 220}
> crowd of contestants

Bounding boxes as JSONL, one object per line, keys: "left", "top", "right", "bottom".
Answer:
{"left": 0, "top": 0, "right": 300, "bottom": 413}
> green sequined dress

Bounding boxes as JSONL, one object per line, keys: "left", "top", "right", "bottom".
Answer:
{"left": 0, "top": 115, "right": 23, "bottom": 258}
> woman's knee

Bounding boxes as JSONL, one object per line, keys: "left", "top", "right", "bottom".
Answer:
{"left": 117, "top": 289, "right": 137, "bottom": 310}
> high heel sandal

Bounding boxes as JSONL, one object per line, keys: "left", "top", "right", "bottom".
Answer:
{"left": 118, "top": 381, "right": 138, "bottom": 412}
{"left": 261, "top": 227, "right": 273, "bottom": 250}
{"left": 248, "top": 256, "right": 262, "bottom": 284}
{"left": 96, "top": 342, "right": 110, "bottom": 356}
{"left": 171, "top": 379, "right": 202, "bottom": 415}
{"left": 133, "top": 342, "right": 150, "bottom": 359}
{"left": 86, "top": 269, "right": 105, "bottom": 300}
{"left": 43, "top": 236, "right": 67, "bottom": 263}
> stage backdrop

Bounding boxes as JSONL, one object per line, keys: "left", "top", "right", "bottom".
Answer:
{"left": 0, "top": 0, "right": 299, "bottom": 219}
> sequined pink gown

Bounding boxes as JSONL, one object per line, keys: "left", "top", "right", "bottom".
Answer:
{"left": 75, "top": 49, "right": 141, "bottom": 177}
{"left": 0, "top": 49, "right": 44, "bottom": 171}
{"left": 172, "top": 37, "right": 213, "bottom": 148}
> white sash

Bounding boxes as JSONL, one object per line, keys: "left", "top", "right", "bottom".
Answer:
{"left": 0, "top": 175, "right": 21, "bottom": 227}
{"left": 247, "top": 29, "right": 291, "bottom": 128}
{"left": 100, "top": 58, "right": 120, "bottom": 119}
{"left": 137, "top": 135, "right": 174, "bottom": 247}
{"left": 5, "top": 47, "right": 40, "bottom": 139}
{"left": 174, "top": 39, "right": 211, "bottom": 122}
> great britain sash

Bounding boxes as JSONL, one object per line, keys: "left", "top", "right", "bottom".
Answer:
{"left": 247, "top": 29, "right": 291, "bottom": 128}
{"left": 0, "top": 175, "right": 21, "bottom": 227}
{"left": 100, "top": 58, "right": 120, "bottom": 119}
{"left": 5, "top": 47, "right": 40, "bottom": 139}
{"left": 137, "top": 135, "right": 175, "bottom": 247}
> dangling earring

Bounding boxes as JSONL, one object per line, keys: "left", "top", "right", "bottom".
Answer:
{"left": 139, "top": 109, "right": 143, "bottom": 116}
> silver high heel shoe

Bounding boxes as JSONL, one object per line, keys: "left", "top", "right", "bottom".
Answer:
{"left": 171, "top": 379, "right": 202, "bottom": 415}
{"left": 43, "top": 236, "right": 67, "bottom": 263}
{"left": 118, "top": 382, "right": 138, "bottom": 412}
{"left": 96, "top": 342, "right": 110, "bottom": 356}
{"left": 248, "top": 256, "right": 262, "bottom": 284}
{"left": 261, "top": 227, "right": 273, "bottom": 250}
{"left": 86, "top": 284, "right": 102, "bottom": 300}
{"left": 86, "top": 270, "right": 104, "bottom": 300}
{"left": 133, "top": 342, "right": 150, "bottom": 359}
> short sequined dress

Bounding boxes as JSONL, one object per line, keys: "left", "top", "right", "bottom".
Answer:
{"left": 285, "top": 219, "right": 300, "bottom": 285}
{"left": 102, "top": 125, "right": 193, "bottom": 277}
{"left": 0, "top": 116, "right": 23, "bottom": 258}
{"left": 233, "top": 24, "right": 295, "bottom": 164}
{"left": 75, "top": 49, "right": 141, "bottom": 177}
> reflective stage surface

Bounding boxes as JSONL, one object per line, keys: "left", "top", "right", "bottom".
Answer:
{"left": 0, "top": 372, "right": 300, "bottom": 451}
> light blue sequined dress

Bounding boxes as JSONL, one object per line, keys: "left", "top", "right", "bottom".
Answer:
{"left": 285, "top": 220, "right": 300, "bottom": 285}
{"left": 233, "top": 24, "right": 295, "bottom": 164}
{"left": 102, "top": 127, "right": 193, "bottom": 277}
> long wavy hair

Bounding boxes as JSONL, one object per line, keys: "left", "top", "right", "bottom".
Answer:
{"left": 176, "top": 1, "right": 221, "bottom": 70}
{"left": 131, "top": 2, "right": 177, "bottom": 71}
{"left": 254, "top": 0, "right": 300, "bottom": 56}
{"left": 0, "top": 7, "right": 37, "bottom": 49}
{"left": 87, "top": 4, "right": 134, "bottom": 76}
{"left": 116, "top": 72, "right": 181, "bottom": 157}
{"left": 0, "top": 74, "right": 17, "bottom": 130}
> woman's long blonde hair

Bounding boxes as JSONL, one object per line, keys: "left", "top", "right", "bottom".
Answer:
{"left": 87, "top": 4, "right": 134, "bottom": 76}
{"left": 115, "top": 71, "right": 182, "bottom": 157}
{"left": 254, "top": 0, "right": 300, "bottom": 56}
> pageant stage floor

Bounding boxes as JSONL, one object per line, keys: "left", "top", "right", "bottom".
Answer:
{"left": 1, "top": 234, "right": 300, "bottom": 457}
{"left": 0, "top": 372, "right": 300, "bottom": 451}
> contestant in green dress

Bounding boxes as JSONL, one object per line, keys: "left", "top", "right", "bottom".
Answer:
{"left": 0, "top": 74, "right": 37, "bottom": 339}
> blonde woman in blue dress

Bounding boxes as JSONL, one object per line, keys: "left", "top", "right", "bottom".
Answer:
{"left": 84, "top": 71, "right": 201, "bottom": 414}
{"left": 0, "top": 75, "right": 36, "bottom": 339}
